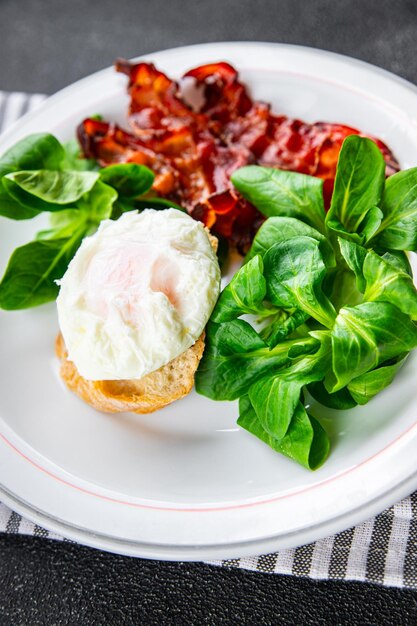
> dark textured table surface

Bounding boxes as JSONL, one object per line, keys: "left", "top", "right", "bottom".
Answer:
{"left": 2, "top": 0, "right": 417, "bottom": 624}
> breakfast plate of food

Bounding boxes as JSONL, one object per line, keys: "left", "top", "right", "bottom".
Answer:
{"left": 1, "top": 42, "right": 417, "bottom": 560}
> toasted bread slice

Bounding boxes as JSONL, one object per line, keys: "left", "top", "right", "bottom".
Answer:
{"left": 56, "top": 228, "right": 217, "bottom": 414}
{"left": 56, "top": 331, "right": 205, "bottom": 414}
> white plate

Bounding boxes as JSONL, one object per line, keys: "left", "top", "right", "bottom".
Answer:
{"left": 1, "top": 42, "right": 417, "bottom": 561}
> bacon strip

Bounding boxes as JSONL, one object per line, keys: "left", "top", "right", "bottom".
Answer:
{"left": 78, "top": 60, "right": 399, "bottom": 253}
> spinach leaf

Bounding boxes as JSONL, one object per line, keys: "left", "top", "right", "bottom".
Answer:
{"left": 363, "top": 250, "right": 417, "bottom": 319}
{"left": 0, "top": 187, "right": 40, "bottom": 220}
{"left": 0, "top": 172, "right": 123, "bottom": 310}
{"left": 99, "top": 163, "right": 154, "bottom": 199}
{"left": 0, "top": 233, "right": 83, "bottom": 309}
{"left": 75, "top": 179, "right": 117, "bottom": 226}
{"left": 36, "top": 180, "right": 116, "bottom": 241}
{"left": 0, "top": 133, "right": 64, "bottom": 219}
{"left": 246, "top": 216, "right": 335, "bottom": 267}
{"left": 238, "top": 395, "right": 330, "bottom": 470}
{"left": 0, "top": 133, "right": 64, "bottom": 173}
{"left": 376, "top": 168, "right": 417, "bottom": 250}
{"left": 36, "top": 209, "right": 84, "bottom": 240}
{"left": 211, "top": 255, "right": 272, "bottom": 323}
{"left": 326, "top": 302, "right": 417, "bottom": 392}
{"left": 326, "top": 135, "right": 385, "bottom": 243}
{"left": 347, "top": 353, "right": 408, "bottom": 405}
{"left": 5, "top": 170, "right": 99, "bottom": 205}
{"left": 263, "top": 236, "right": 336, "bottom": 328}
{"left": 62, "top": 139, "right": 98, "bottom": 172}
{"left": 2, "top": 176, "right": 76, "bottom": 213}
{"left": 231, "top": 165, "right": 325, "bottom": 233}
{"left": 249, "top": 377, "right": 301, "bottom": 440}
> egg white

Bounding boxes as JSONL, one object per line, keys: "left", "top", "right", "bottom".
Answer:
{"left": 56, "top": 209, "right": 221, "bottom": 380}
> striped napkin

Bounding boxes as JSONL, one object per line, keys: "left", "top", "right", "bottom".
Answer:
{"left": 1, "top": 91, "right": 416, "bottom": 590}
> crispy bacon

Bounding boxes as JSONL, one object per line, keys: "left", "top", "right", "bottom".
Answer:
{"left": 78, "top": 60, "right": 400, "bottom": 253}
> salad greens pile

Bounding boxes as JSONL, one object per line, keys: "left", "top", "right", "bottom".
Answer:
{"left": 195, "top": 135, "right": 417, "bottom": 470}
{"left": 0, "top": 133, "right": 181, "bottom": 310}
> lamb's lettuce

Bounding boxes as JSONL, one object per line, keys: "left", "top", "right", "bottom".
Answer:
{"left": 263, "top": 236, "right": 336, "bottom": 328}
{"left": 376, "top": 168, "right": 417, "bottom": 250}
{"left": 195, "top": 320, "right": 319, "bottom": 401}
{"left": 326, "top": 302, "right": 417, "bottom": 392}
{"left": 211, "top": 255, "right": 271, "bottom": 323}
{"left": 325, "top": 135, "right": 385, "bottom": 244}
{"left": 362, "top": 250, "right": 417, "bottom": 319}
{"left": 197, "top": 134, "right": 417, "bottom": 471}
{"left": 238, "top": 395, "right": 330, "bottom": 470}
{"left": 248, "top": 377, "right": 302, "bottom": 440}
{"left": 245, "top": 216, "right": 335, "bottom": 267}
{"left": 231, "top": 165, "right": 326, "bottom": 233}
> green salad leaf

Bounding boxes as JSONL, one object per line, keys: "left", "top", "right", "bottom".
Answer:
{"left": 231, "top": 165, "right": 325, "bottom": 233}
{"left": 75, "top": 179, "right": 117, "bottom": 226}
{"left": 197, "top": 135, "right": 417, "bottom": 471}
{"left": 99, "top": 163, "right": 155, "bottom": 199}
{"left": 2, "top": 175, "right": 76, "bottom": 213}
{"left": 0, "top": 178, "right": 118, "bottom": 308}
{"left": 338, "top": 238, "right": 367, "bottom": 293}
{"left": 263, "top": 236, "right": 336, "bottom": 328}
{"left": 307, "top": 381, "right": 357, "bottom": 410}
{"left": 0, "top": 234, "right": 83, "bottom": 309}
{"left": 347, "top": 354, "right": 408, "bottom": 405}
{"left": 5, "top": 169, "right": 99, "bottom": 205}
{"left": 62, "top": 139, "right": 99, "bottom": 172}
{"left": 260, "top": 308, "right": 309, "bottom": 347}
{"left": 194, "top": 320, "right": 316, "bottom": 401}
{"left": 376, "top": 168, "right": 417, "bottom": 250}
{"left": 0, "top": 131, "right": 182, "bottom": 309}
{"left": 381, "top": 250, "right": 412, "bottom": 276}
{"left": 238, "top": 395, "right": 330, "bottom": 471}
{"left": 0, "top": 133, "right": 65, "bottom": 219}
{"left": 326, "top": 302, "right": 417, "bottom": 392}
{"left": 362, "top": 250, "right": 417, "bottom": 319}
{"left": 211, "top": 255, "right": 270, "bottom": 323}
{"left": 248, "top": 377, "right": 301, "bottom": 440}
{"left": 245, "top": 215, "right": 335, "bottom": 267}
{"left": 325, "top": 135, "right": 385, "bottom": 244}
{"left": 0, "top": 133, "right": 65, "bottom": 173}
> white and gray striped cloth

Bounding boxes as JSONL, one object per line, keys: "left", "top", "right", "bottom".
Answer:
{"left": 1, "top": 90, "right": 417, "bottom": 589}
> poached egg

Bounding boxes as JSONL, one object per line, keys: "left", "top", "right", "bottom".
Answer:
{"left": 56, "top": 209, "right": 221, "bottom": 380}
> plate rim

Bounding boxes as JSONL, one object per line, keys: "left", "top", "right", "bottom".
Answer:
{"left": 2, "top": 465, "right": 417, "bottom": 561}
